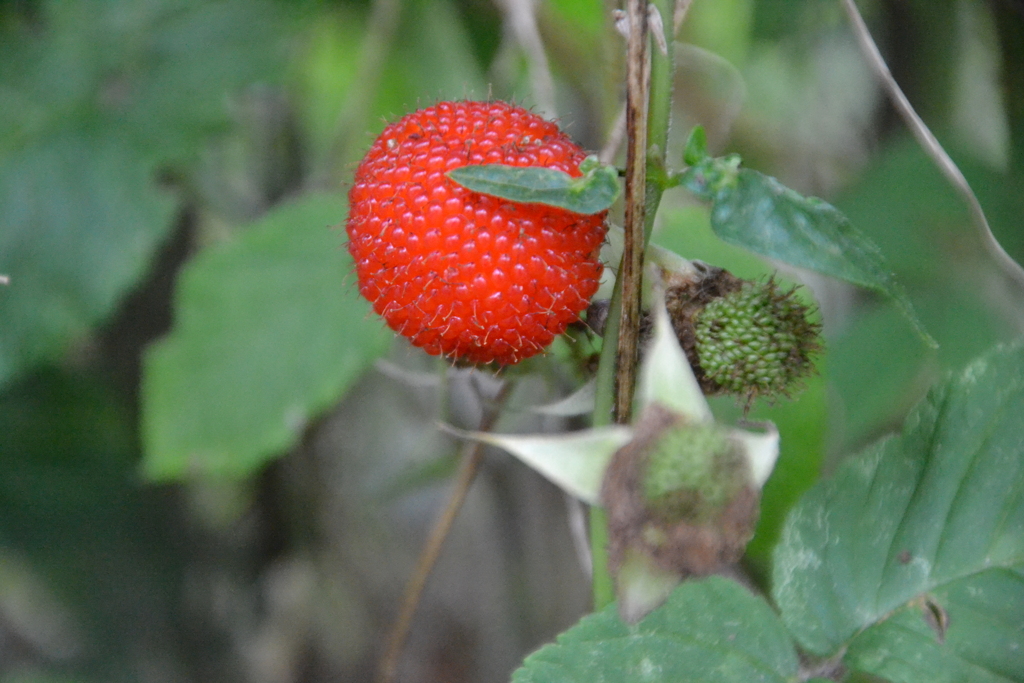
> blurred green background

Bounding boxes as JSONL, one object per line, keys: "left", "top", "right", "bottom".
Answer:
{"left": 1, "top": 0, "right": 1022, "bottom": 681}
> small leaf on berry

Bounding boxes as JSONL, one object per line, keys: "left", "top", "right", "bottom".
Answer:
{"left": 447, "top": 158, "right": 620, "bottom": 215}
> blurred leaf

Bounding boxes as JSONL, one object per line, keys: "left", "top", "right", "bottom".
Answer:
{"left": 0, "top": 0, "right": 295, "bottom": 388}
{"left": 829, "top": 280, "right": 1006, "bottom": 451}
{"left": 773, "top": 342, "right": 1024, "bottom": 660}
{"left": 142, "top": 193, "right": 393, "bottom": 480}
{"left": 447, "top": 158, "right": 620, "bottom": 215}
{"left": 836, "top": 136, "right": 1024, "bottom": 281}
{"left": 0, "top": 133, "right": 176, "bottom": 388}
{"left": 512, "top": 577, "right": 799, "bottom": 683}
{"left": 372, "top": 0, "right": 487, "bottom": 131}
{"left": 0, "top": 371, "right": 134, "bottom": 530}
{"left": 835, "top": 136, "right": 980, "bottom": 281}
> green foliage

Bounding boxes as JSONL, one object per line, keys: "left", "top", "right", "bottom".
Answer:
{"left": 774, "top": 342, "right": 1024, "bottom": 676}
{"left": 678, "top": 129, "right": 934, "bottom": 347}
{"left": 447, "top": 157, "right": 620, "bottom": 215}
{"left": 512, "top": 577, "right": 799, "bottom": 683}
{"left": 513, "top": 341, "right": 1024, "bottom": 682}
{"left": 1, "top": 0, "right": 1021, "bottom": 679}
{"left": 845, "top": 568, "right": 1024, "bottom": 683}
{"left": 0, "top": 0, "right": 294, "bottom": 389}
{"left": 0, "top": 369, "right": 182, "bottom": 675}
{"left": 142, "top": 194, "right": 392, "bottom": 480}
{"left": 828, "top": 135, "right": 1021, "bottom": 447}
{"left": 0, "top": 135, "right": 176, "bottom": 388}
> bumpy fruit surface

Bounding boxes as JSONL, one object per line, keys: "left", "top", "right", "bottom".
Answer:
{"left": 642, "top": 421, "right": 746, "bottom": 524}
{"left": 346, "top": 100, "right": 607, "bottom": 365}
{"left": 694, "top": 280, "right": 821, "bottom": 401}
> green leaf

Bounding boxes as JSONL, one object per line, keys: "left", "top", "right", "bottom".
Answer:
{"left": 0, "top": 133, "right": 176, "bottom": 389}
{"left": 512, "top": 577, "right": 799, "bottom": 683}
{"left": 141, "top": 193, "right": 393, "bottom": 480}
{"left": 447, "top": 157, "right": 620, "bottom": 215}
{"left": 683, "top": 125, "right": 710, "bottom": 166}
{"left": 845, "top": 568, "right": 1024, "bottom": 683}
{"left": 0, "top": 0, "right": 296, "bottom": 388}
{"left": 708, "top": 168, "right": 935, "bottom": 348}
{"left": 773, "top": 343, "right": 1024, "bottom": 665}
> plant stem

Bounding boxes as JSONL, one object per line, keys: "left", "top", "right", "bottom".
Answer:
{"left": 614, "top": 0, "right": 650, "bottom": 426}
{"left": 376, "top": 378, "right": 515, "bottom": 683}
{"left": 590, "top": 0, "right": 676, "bottom": 611}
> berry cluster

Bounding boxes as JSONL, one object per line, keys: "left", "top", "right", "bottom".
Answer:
{"left": 346, "top": 101, "right": 607, "bottom": 365}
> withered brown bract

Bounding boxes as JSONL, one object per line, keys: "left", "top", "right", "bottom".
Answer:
{"left": 600, "top": 403, "right": 760, "bottom": 582}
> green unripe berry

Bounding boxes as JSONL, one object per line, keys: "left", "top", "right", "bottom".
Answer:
{"left": 642, "top": 421, "right": 747, "bottom": 524}
{"left": 694, "top": 280, "right": 821, "bottom": 402}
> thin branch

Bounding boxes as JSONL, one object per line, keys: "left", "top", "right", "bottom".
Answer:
{"left": 841, "top": 0, "right": 1024, "bottom": 291}
{"left": 375, "top": 378, "right": 515, "bottom": 683}
{"left": 615, "top": 0, "right": 650, "bottom": 425}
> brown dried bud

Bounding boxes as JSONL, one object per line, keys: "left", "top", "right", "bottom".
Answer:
{"left": 600, "top": 403, "right": 759, "bottom": 580}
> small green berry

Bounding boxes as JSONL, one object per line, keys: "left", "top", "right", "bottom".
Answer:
{"left": 642, "top": 421, "right": 747, "bottom": 524}
{"left": 694, "top": 279, "right": 821, "bottom": 402}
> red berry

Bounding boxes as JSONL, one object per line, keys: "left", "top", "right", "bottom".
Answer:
{"left": 346, "top": 100, "right": 608, "bottom": 365}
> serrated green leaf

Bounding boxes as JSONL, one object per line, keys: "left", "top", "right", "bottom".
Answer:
{"left": 845, "top": 568, "right": 1024, "bottom": 683}
{"left": 512, "top": 577, "right": 799, "bottom": 683}
{"left": 141, "top": 193, "right": 392, "bottom": 480}
{"left": 773, "top": 342, "right": 1024, "bottom": 661}
{"left": 708, "top": 168, "right": 935, "bottom": 348}
{"left": 447, "top": 159, "right": 620, "bottom": 215}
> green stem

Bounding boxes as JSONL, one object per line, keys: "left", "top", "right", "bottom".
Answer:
{"left": 589, "top": 0, "right": 675, "bottom": 611}
{"left": 589, "top": 507, "right": 615, "bottom": 608}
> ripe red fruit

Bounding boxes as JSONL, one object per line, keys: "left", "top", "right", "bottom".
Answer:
{"left": 346, "top": 100, "right": 608, "bottom": 365}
